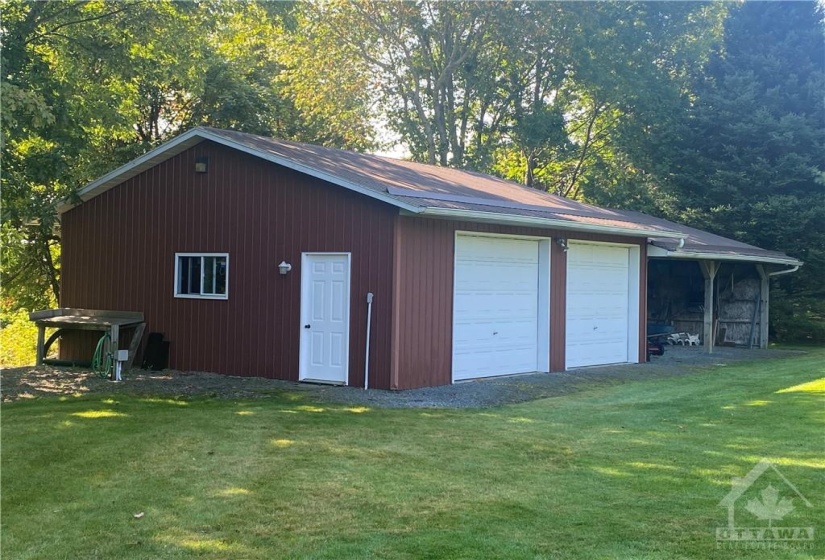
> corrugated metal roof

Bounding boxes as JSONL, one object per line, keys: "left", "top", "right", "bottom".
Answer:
{"left": 614, "top": 209, "right": 801, "bottom": 265}
{"left": 201, "top": 128, "right": 686, "bottom": 237}
{"left": 65, "top": 126, "right": 801, "bottom": 266}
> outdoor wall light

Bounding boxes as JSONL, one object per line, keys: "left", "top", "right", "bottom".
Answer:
{"left": 194, "top": 156, "right": 208, "bottom": 173}
{"left": 556, "top": 237, "right": 569, "bottom": 252}
{"left": 278, "top": 261, "right": 292, "bottom": 275}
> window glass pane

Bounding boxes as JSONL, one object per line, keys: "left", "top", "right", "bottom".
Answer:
{"left": 188, "top": 257, "right": 201, "bottom": 294}
{"left": 203, "top": 257, "right": 216, "bottom": 294}
{"left": 215, "top": 257, "right": 227, "bottom": 295}
{"left": 179, "top": 257, "right": 191, "bottom": 294}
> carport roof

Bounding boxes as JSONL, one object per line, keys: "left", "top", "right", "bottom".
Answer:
{"left": 617, "top": 210, "right": 803, "bottom": 266}
{"left": 62, "top": 127, "right": 801, "bottom": 266}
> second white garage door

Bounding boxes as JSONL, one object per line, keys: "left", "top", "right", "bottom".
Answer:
{"left": 566, "top": 242, "right": 636, "bottom": 368}
{"left": 453, "top": 235, "right": 540, "bottom": 381}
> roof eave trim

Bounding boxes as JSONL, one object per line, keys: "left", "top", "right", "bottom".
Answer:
{"left": 417, "top": 207, "right": 685, "bottom": 239}
{"left": 58, "top": 127, "right": 423, "bottom": 215}
{"left": 649, "top": 248, "right": 802, "bottom": 267}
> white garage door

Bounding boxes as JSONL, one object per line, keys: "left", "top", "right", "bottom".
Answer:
{"left": 453, "top": 235, "right": 540, "bottom": 381}
{"left": 566, "top": 242, "right": 632, "bottom": 368}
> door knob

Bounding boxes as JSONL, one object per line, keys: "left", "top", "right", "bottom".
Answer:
{"left": 304, "top": 324, "right": 311, "bottom": 329}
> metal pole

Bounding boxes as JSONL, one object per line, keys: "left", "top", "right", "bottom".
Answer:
{"left": 364, "top": 293, "right": 373, "bottom": 390}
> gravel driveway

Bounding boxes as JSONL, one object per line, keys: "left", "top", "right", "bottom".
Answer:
{"left": 1, "top": 346, "right": 803, "bottom": 408}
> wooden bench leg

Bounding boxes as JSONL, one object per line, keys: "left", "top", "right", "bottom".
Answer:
{"left": 36, "top": 324, "right": 46, "bottom": 366}
{"left": 125, "top": 323, "right": 145, "bottom": 370}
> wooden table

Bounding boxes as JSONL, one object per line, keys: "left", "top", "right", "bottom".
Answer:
{"left": 29, "top": 309, "right": 146, "bottom": 370}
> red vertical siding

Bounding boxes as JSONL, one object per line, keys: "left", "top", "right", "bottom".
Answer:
{"left": 638, "top": 242, "right": 649, "bottom": 363}
{"left": 60, "top": 142, "right": 397, "bottom": 389}
{"left": 389, "top": 217, "right": 456, "bottom": 389}
{"left": 391, "top": 217, "right": 647, "bottom": 389}
{"left": 549, "top": 241, "right": 568, "bottom": 372}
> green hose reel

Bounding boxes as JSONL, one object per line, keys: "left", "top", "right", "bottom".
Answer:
{"left": 92, "top": 333, "right": 114, "bottom": 379}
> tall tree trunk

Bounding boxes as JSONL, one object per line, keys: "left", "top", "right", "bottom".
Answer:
{"left": 562, "top": 103, "right": 601, "bottom": 198}
{"left": 36, "top": 232, "right": 60, "bottom": 305}
{"left": 524, "top": 152, "right": 536, "bottom": 188}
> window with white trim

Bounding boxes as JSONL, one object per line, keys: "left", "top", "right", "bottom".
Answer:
{"left": 174, "top": 253, "right": 229, "bottom": 299}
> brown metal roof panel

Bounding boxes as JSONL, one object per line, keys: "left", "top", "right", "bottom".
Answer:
{"left": 66, "top": 127, "right": 795, "bottom": 264}
{"left": 201, "top": 128, "right": 433, "bottom": 203}
{"left": 650, "top": 241, "right": 801, "bottom": 264}
{"left": 387, "top": 186, "right": 651, "bottom": 221}
{"left": 208, "top": 128, "right": 634, "bottom": 218}
{"left": 618, "top": 210, "right": 759, "bottom": 248}
{"left": 68, "top": 127, "right": 682, "bottom": 238}
{"left": 396, "top": 197, "right": 681, "bottom": 236}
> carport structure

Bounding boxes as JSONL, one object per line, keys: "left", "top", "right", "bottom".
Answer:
{"left": 635, "top": 214, "right": 802, "bottom": 352}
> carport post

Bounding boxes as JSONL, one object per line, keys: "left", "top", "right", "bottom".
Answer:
{"left": 756, "top": 265, "right": 769, "bottom": 349}
{"left": 699, "top": 260, "right": 718, "bottom": 353}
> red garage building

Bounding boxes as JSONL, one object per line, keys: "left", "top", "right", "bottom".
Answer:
{"left": 56, "top": 127, "right": 801, "bottom": 389}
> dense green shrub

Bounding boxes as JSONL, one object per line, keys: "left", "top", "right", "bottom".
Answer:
{"left": 770, "top": 292, "right": 825, "bottom": 344}
{"left": 0, "top": 309, "right": 38, "bottom": 367}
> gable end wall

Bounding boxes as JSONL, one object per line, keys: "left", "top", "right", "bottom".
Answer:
{"left": 60, "top": 141, "right": 397, "bottom": 388}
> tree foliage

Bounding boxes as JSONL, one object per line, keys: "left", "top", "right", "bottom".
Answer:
{"left": 1, "top": 0, "right": 821, "bottom": 341}
{"left": 642, "top": 1, "right": 825, "bottom": 341}
{"left": 0, "top": 0, "right": 372, "bottom": 310}
{"left": 290, "top": 1, "right": 728, "bottom": 199}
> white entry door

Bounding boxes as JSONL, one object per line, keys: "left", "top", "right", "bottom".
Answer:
{"left": 453, "top": 235, "right": 541, "bottom": 381}
{"left": 566, "top": 242, "right": 633, "bottom": 368}
{"left": 299, "top": 253, "right": 351, "bottom": 384}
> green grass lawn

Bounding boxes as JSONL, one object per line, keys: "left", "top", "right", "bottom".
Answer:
{"left": 3, "top": 350, "right": 823, "bottom": 559}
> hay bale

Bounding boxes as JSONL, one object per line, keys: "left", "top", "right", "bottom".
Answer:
{"left": 720, "top": 300, "right": 757, "bottom": 321}
{"left": 732, "top": 278, "right": 760, "bottom": 301}
{"left": 725, "top": 323, "right": 758, "bottom": 346}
